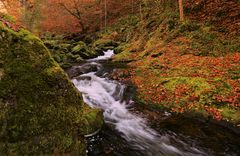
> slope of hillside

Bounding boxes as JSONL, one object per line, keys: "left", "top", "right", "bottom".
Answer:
{"left": 185, "top": 0, "right": 240, "bottom": 37}
{"left": 96, "top": 0, "right": 240, "bottom": 125}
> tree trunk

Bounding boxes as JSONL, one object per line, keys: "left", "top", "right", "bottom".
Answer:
{"left": 140, "top": 3, "right": 142, "bottom": 20}
{"left": 79, "top": 20, "right": 86, "bottom": 33}
{"left": 104, "top": 0, "right": 107, "bottom": 29}
{"left": 131, "top": 0, "right": 134, "bottom": 14}
{"left": 179, "top": 0, "right": 184, "bottom": 21}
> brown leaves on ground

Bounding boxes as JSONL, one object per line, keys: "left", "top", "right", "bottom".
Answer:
{"left": 185, "top": 0, "right": 240, "bottom": 37}
{"left": 112, "top": 41, "right": 240, "bottom": 122}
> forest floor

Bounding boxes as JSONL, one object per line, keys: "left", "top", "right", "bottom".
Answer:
{"left": 96, "top": 0, "right": 240, "bottom": 126}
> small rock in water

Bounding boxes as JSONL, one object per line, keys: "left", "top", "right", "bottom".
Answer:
{"left": 67, "top": 63, "right": 99, "bottom": 78}
{"left": 164, "top": 111, "right": 171, "bottom": 117}
{"left": 76, "top": 76, "right": 92, "bottom": 81}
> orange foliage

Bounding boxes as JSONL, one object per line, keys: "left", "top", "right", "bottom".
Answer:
{"left": 41, "top": 0, "right": 80, "bottom": 34}
{"left": 2, "top": 0, "right": 138, "bottom": 34}
{"left": 1, "top": 0, "right": 21, "bottom": 19}
{"left": 41, "top": 0, "right": 137, "bottom": 34}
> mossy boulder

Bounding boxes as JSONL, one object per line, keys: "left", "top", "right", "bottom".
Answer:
{"left": 113, "top": 43, "right": 128, "bottom": 54}
{"left": 0, "top": 20, "right": 103, "bottom": 154}
{"left": 72, "top": 41, "right": 98, "bottom": 59}
{"left": 93, "top": 39, "right": 119, "bottom": 53}
{"left": 43, "top": 40, "right": 59, "bottom": 49}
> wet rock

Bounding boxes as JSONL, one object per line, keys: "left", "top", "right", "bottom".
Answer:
{"left": 76, "top": 75, "right": 92, "bottom": 81}
{"left": 67, "top": 63, "right": 100, "bottom": 78}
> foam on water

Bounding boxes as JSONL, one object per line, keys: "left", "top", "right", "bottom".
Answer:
{"left": 88, "top": 50, "right": 114, "bottom": 61}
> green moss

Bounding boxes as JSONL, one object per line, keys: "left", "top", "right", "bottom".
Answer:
{"left": 72, "top": 41, "right": 98, "bottom": 59}
{"left": 43, "top": 40, "right": 59, "bottom": 49}
{"left": 80, "top": 106, "right": 103, "bottom": 135}
{"left": 75, "top": 55, "right": 84, "bottom": 63}
{"left": 114, "top": 43, "right": 128, "bottom": 54}
{"left": 221, "top": 107, "right": 240, "bottom": 123}
{"left": 61, "top": 62, "right": 72, "bottom": 69}
{"left": 59, "top": 43, "right": 71, "bottom": 51}
{"left": 0, "top": 68, "right": 4, "bottom": 80}
{"left": 43, "top": 38, "right": 89, "bottom": 67}
{"left": 179, "top": 20, "right": 200, "bottom": 33}
{"left": 93, "top": 39, "right": 118, "bottom": 50}
{"left": 186, "top": 27, "right": 240, "bottom": 56}
{"left": 113, "top": 50, "right": 133, "bottom": 62}
{"left": 160, "top": 77, "right": 212, "bottom": 95}
{"left": 53, "top": 55, "right": 62, "bottom": 63}
{"left": 0, "top": 13, "right": 16, "bottom": 23}
{"left": 228, "top": 66, "right": 240, "bottom": 80}
{"left": 72, "top": 41, "right": 88, "bottom": 53}
{"left": 0, "top": 21, "right": 103, "bottom": 154}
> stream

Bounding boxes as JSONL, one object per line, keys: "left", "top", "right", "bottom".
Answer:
{"left": 71, "top": 50, "right": 240, "bottom": 156}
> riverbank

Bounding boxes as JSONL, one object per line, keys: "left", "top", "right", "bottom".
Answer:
{"left": 109, "top": 51, "right": 240, "bottom": 126}
{"left": 75, "top": 58, "right": 240, "bottom": 155}
{"left": 106, "top": 60, "right": 240, "bottom": 135}
{"left": 92, "top": 0, "right": 240, "bottom": 126}
{"left": 67, "top": 53, "right": 240, "bottom": 155}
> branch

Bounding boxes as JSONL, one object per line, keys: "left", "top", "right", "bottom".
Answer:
{"left": 58, "top": 2, "right": 81, "bottom": 20}
{"left": 58, "top": 1, "right": 86, "bottom": 32}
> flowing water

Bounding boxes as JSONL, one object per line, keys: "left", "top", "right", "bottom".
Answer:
{"left": 71, "top": 50, "right": 240, "bottom": 156}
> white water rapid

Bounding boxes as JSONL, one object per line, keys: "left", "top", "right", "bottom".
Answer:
{"left": 72, "top": 50, "right": 209, "bottom": 156}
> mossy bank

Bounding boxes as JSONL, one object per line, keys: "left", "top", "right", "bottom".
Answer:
{"left": 0, "top": 16, "right": 103, "bottom": 154}
{"left": 98, "top": 0, "right": 240, "bottom": 126}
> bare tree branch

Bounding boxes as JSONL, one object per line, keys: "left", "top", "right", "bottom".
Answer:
{"left": 58, "top": 1, "right": 86, "bottom": 32}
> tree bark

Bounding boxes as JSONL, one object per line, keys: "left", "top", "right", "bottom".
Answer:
{"left": 140, "top": 3, "right": 143, "bottom": 20}
{"left": 104, "top": 0, "right": 107, "bottom": 29}
{"left": 179, "top": 0, "right": 184, "bottom": 21}
{"left": 59, "top": 2, "right": 86, "bottom": 32}
{"left": 131, "top": 0, "right": 134, "bottom": 14}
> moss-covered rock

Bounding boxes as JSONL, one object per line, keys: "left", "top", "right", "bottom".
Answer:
{"left": 93, "top": 39, "right": 119, "bottom": 53}
{"left": 72, "top": 41, "right": 98, "bottom": 59}
{"left": 43, "top": 38, "right": 84, "bottom": 69}
{"left": 43, "top": 40, "right": 59, "bottom": 49}
{"left": 114, "top": 43, "right": 128, "bottom": 54}
{"left": 42, "top": 34, "right": 112, "bottom": 69}
{"left": 0, "top": 18, "right": 103, "bottom": 155}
